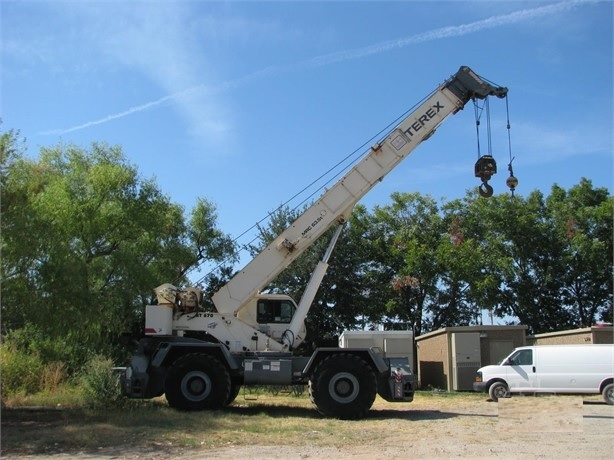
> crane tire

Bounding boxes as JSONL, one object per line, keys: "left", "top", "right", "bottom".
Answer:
{"left": 225, "top": 381, "right": 242, "bottom": 406}
{"left": 309, "top": 353, "right": 376, "bottom": 420}
{"left": 165, "top": 353, "right": 231, "bottom": 411}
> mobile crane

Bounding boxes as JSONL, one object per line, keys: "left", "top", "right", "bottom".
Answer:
{"left": 121, "top": 66, "right": 508, "bottom": 419}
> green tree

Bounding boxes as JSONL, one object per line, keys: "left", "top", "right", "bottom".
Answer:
{"left": 546, "top": 179, "right": 613, "bottom": 325}
{"left": 1, "top": 138, "right": 235, "bottom": 366}
{"left": 326, "top": 204, "right": 388, "bottom": 331}
{"left": 439, "top": 197, "right": 501, "bottom": 327}
{"left": 461, "top": 190, "right": 573, "bottom": 333}
{"left": 367, "top": 192, "right": 447, "bottom": 336}
{"left": 235, "top": 177, "right": 612, "bottom": 342}
{"left": 460, "top": 179, "right": 613, "bottom": 334}
{"left": 430, "top": 210, "right": 484, "bottom": 329}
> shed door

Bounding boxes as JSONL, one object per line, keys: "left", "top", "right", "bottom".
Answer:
{"left": 489, "top": 340, "right": 514, "bottom": 365}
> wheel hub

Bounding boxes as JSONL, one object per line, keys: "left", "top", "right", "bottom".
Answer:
{"left": 181, "top": 371, "right": 212, "bottom": 402}
{"left": 329, "top": 372, "right": 359, "bottom": 403}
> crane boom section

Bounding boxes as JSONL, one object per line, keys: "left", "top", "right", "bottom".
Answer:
{"left": 212, "top": 66, "right": 506, "bottom": 315}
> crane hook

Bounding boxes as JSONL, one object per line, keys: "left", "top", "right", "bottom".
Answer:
{"left": 478, "top": 181, "right": 494, "bottom": 198}
{"left": 475, "top": 155, "right": 497, "bottom": 198}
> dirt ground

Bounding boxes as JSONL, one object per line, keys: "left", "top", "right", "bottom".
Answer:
{"left": 3, "top": 395, "right": 613, "bottom": 459}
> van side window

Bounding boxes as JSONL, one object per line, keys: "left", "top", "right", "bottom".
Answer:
{"left": 509, "top": 349, "right": 533, "bottom": 366}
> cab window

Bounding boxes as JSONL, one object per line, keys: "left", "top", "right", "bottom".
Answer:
{"left": 257, "top": 299, "right": 295, "bottom": 324}
{"left": 508, "top": 349, "right": 533, "bottom": 366}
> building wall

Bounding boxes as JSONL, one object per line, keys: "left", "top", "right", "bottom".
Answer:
{"left": 529, "top": 327, "right": 614, "bottom": 345}
{"left": 417, "top": 326, "right": 612, "bottom": 392}
{"left": 416, "top": 325, "right": 527, "bottom": 391}
{"left": 416, "top": 331, "right": 449, "bottom": 390}
{"left": 530, "top": 330, "right": 592, "bottom": 345}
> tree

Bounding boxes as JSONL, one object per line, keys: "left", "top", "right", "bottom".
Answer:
{"left": 367, "top": 192, "right": 447, "bottom": 336}
{"left": 431, "top": 211, "right": 485, "bottom": 329}
{"left": 461, "top": 190, "right": 574, "bottom": 333}
{"left": 439, "top": 197, "right": 502, "bottom": 328}
{"left": 546, "top": 179, "right": 613, "bottom": 325}
{"left": 242, "top": 178, "right": 612, "bottom": 341}
{"left": 1, "top": 138, "right": 235, "bottom": 365}
{"left": 325, "top": 204, "right": 389, "bottom": 331}
{"left": 460, "top": 179, "right": 613, "bottom": 334}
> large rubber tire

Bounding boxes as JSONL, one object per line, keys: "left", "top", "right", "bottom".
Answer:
{"left": 165, "top": 353, "right": 231, "bottom": 411}
{"left": 309, "top": 354, "right": 377, "bottom": 420}
{"left": 225, "top": 381, "right": 242, "bottom": 406}
{"left": 602, "top": 383, "right": 614, "bottom": 405}
{"left": 488, "top": 381, "right": 510, "bottom": 402}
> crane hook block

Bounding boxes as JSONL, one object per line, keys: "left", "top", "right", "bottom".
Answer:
{"left": 475, "top": 155, "right": 497, "bottom": 198}
{"left": 474, "top": 155, "right": 497, "bottom": 182}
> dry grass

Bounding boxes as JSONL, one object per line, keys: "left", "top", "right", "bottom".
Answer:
{"left": 0, "top": 390, "right": 482, "bottom": 456}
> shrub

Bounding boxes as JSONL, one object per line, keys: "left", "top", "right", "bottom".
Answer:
{"left": 0, "top": 344, "right": 45, "bottom": 396}
{"left": 0, "top": 345, "right": 70, "bottom": 400}
{"left": 40, "top": 361, "right": 68, "bottom": 391}
{"left": 1, "top": 325, "right": 95, "bottom": 375}
{"left": 79, "top": 355, "right": 123, "bottom": 408}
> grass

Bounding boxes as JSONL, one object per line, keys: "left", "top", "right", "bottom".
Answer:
{"left": 1, "top": 388, "right": 485, "bottom": 456}
{"left": 2, "top": 384, "right": 85, "bottom": 408}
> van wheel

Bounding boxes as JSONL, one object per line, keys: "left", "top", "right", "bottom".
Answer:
{"left": 488, "top": 382, "right": 510, "bottom": 402}
{"left": 602, "top": 383, "right": 614, "bottom": 405}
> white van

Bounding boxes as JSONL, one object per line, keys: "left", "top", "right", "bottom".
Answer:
{"left": 473, "top": 344, "right": 614, "bottom": 404}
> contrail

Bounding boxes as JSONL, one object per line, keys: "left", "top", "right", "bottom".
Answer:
{"left": 41, "top": 0, "right": 590, "bottom": 136}
{"left": 40, "top": 94, "right": 177, "bottom": 135}
{"left": 300, "top": 0, "right": 590, "bottom": 67}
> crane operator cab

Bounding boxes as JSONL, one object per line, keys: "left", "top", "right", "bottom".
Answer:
{"left": 235, "top": 293, "right": 307, "bottom": 347}
{"left": 148, "top": 284, "right": 307, "bottom": 349}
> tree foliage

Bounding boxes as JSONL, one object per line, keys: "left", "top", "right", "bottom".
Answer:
{"left": 2, "top": 127, "right": 611, "bottom": 375}
{"left": 1, "top": 134, "right": 235, "bottom": 366}
{"left": 448, "top": 180, "right": 613, "bottom": 334}
{"left": 252, "top": 182, "right": 612, "bottom": 338}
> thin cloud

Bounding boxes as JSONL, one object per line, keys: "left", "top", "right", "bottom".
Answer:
{"left": 299, "top": 0, "right": 589, "bottom": 67}
{"left": 40, "top": 94, "right": 175, "bottom": 135}
{"left": 42, "top": 0, "right": 590, "bottom": 136}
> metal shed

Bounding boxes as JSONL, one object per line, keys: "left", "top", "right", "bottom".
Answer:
{"left": 415, "top": 325, "right": 528, "bottom": 391}
{"left": 528, "top": 325, "right": 614, "bottom": 345}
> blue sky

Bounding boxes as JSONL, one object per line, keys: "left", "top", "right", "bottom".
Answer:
{"left": 2, "top": 0, "right": 613, "bottom": 282}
